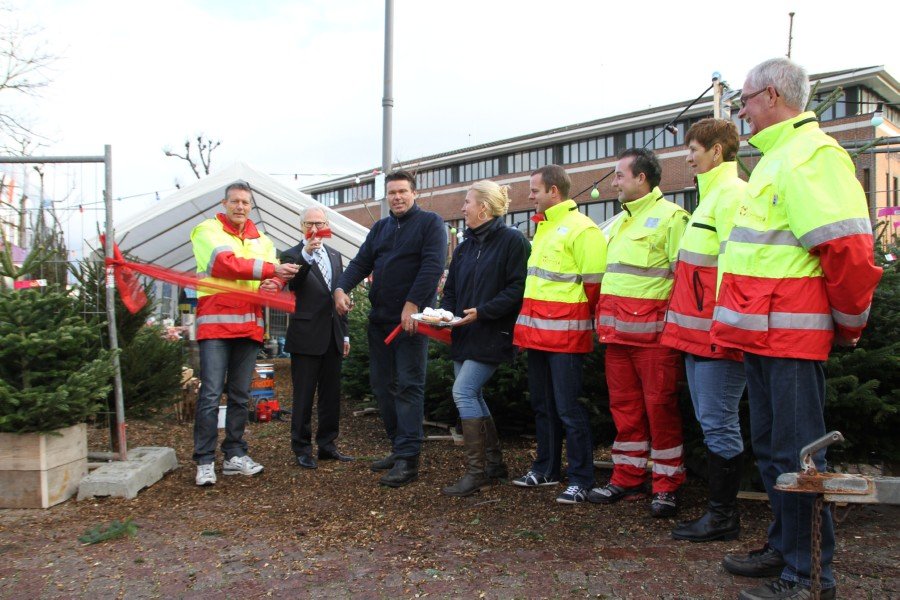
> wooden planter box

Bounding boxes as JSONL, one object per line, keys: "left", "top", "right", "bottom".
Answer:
{"left": 0, "top": 423, "right": 88, "bottom": 509}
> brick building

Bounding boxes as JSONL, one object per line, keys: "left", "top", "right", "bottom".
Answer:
{"left": 303, "top": 66, "right": 899, "bottom": 245}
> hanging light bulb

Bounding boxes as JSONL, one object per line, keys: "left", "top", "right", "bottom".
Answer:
{"left": 590, "top": 188, "right": 600, "bottom": 199}
{"left": 871, "top": 103, "right": 884, "bottom": 128}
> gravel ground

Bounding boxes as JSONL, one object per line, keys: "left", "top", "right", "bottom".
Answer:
{"left": 1, "top": 359, "right": 896, "bottom": 599}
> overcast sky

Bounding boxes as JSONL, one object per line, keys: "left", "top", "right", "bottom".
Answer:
{"left": 3, "top": 0, "right": 899, "bottom": 228}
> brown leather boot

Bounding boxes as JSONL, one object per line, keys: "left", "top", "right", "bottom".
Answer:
{"left": 483, "top": 416, "right": 508, "bottom": 480}
{"left": 442, "top": 418, "right": 490, "bottom": 496}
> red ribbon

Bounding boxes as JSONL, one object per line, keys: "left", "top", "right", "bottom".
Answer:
{"left": 384, "top": 323, "right": 452, "bottom": 345}
{"left": 101, "top": 238, "right": 295, "bottom": 314}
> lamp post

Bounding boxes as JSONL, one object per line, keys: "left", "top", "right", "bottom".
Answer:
{"left": 381, "top": 0, "right": 394, "bottom": 218}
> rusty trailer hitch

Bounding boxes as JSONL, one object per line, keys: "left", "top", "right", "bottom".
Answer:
{"left": 775, "top": 431, "right": 900, "bottom": 505}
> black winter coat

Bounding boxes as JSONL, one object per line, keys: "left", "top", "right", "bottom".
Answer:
{"left": 440, "top": 217, "right": 530, "bottom": 364}
{"left": 337, "top": 204, "right": 447, "bottom": 324}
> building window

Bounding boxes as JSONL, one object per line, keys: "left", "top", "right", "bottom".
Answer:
{"left": 344, "top": 181, "right": 374, "bottom": 203}
{"left": 562, "top": 136, "right": 613, "bottom": 165}
{"left": 506, "top": 209, "right": 537, "bottom": 238}
{"left": 458, "top": 158, "right": 500, "bottom": 183}
{"left": 315, "top": 189, "right": 341, "bottom": 207}
{"left": 507, "top": 147, "right": 553, "bottom": 174}
{"left": 416, "top": 167, "right": 453, "bottom": 190}
{"left": 581, "top": 200, "right": 617, "bottom": 225}
{"left": 665, "top": 190, "right": 698, "bottom": 213}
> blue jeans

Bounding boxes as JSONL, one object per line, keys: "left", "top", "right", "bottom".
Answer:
{"left": 744, "top": 353, "right": 835, "bottom": 590}
{"left": 452, "top": 360, "right": 498, "bottom": 419}
{"left": 367, "top": 322, "right": 429, "bottom": 458}
{"left": 193, "top": 338, "right": 260, "bottom": 464}
{"left": 527, "top": 350, "right": 594, "bottom": 488}
{"left": 684, "top": 354, "right": 746, "bottom": 459}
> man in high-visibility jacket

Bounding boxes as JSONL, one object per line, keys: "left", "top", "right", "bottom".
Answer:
{"left": 191, "top": 181, "right": 299, "bottom": 487}
{"left": 712, "top": 58, "right": 882, "bottom": 600}
{"left": 589, "top": 148, "right": 689, "bottom": 518}
{"left": 512, "top": 164, "right": 607, "bottom": 504}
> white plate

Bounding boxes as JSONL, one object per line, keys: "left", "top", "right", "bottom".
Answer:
{"left": 411, "top": 313, "right": 462, "bottom": 327}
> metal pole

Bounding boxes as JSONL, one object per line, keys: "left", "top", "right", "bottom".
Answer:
{"left": 712, "top": 74, "right": 722, "bottom": 120}
{"left": 787, "top": 12, "right": 795, "bottom": 58}
{"left": 381, "top": 0, "right": 394, "bottom": 218}
{"left": 103, "top": 144, "right": 127, "bottom": 461}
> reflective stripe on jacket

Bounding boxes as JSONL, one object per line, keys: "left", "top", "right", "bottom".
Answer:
{"left": 596, "top": 187, "right": 689, "bottom": 347}
{"left": 660, "top": 162, "right": 744, "bottom": 360}
{"left": 514, "top": 199, "right": 607, "bottom": 353}
{"left": 710, "top": 112, "right": 882, "bottom": 361}
{"left": 191, "top": 214, "right": 276, "bottom": 342}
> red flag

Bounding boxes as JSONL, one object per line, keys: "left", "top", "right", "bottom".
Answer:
{"left": 100, "top": 235, "right": 148, "bottom": 314}
{"left": 305, "top": 226, "right": 333, "bottom": 240}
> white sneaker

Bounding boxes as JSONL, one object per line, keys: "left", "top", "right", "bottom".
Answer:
{"left": 195, "top": 463, "right": 216, "bottom": 486}
{"left": 223, "top": 455, "right": 264, "bottom": 476}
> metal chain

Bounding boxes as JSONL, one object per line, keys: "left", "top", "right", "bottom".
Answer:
{"left": 810, "top": 494, "right": 824, "bottom": 600}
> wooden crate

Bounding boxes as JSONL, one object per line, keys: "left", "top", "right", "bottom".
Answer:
{"left": 0, "top": 423, "right": 88, "bottom": 509}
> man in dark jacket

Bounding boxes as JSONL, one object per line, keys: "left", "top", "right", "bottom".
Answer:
{"left": 281, "top": 206, "right": 352, "bottom": 470}
{"left": 334, "top": 170, "right": 448, "bottom": 487}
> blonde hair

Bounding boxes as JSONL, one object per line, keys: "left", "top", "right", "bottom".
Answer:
{"left": 469, "top": 180, "right": 511, "bottom": 217}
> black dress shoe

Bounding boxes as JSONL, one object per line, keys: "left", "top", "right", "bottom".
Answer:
{"left": 318, "top": 447, "right": 354, "bottom": 462}
{"left": 296, "top": 454, "right": 317, "bottom": 469}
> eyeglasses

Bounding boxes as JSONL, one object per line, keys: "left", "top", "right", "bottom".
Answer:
{"left": 739, "top": 87, "right": 770, "bottom": 106}
{"left": 303, "top": 221, "right": 327, "bottom": 228}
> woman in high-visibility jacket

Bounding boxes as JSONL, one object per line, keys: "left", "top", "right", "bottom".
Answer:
{"left": 660, "top": 119, "right": 747, "bottom": 543}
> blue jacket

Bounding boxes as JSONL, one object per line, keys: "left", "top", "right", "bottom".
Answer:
{"left": 338, "top": 204, "right": 448, "bottom": 324}
{"left": 441, "top": 217, "right": 530, "bottom": 364}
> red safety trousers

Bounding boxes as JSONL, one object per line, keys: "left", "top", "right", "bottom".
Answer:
{"left": 605, "top": 344, "right": 685, "bottom": 493}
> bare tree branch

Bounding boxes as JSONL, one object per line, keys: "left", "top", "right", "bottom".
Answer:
{"left": 0, "top": 4, "right": 56, "bottom": 144}
{"left": 164, "top": 134, "right": 221, "bottom": 179}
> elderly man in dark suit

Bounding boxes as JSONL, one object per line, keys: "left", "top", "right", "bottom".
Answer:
{"left": 281, "top": 205, "right": 352, "bottom": 469}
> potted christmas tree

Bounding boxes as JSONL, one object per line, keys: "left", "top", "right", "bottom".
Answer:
{"left": 0, "top": 236, "right": 114, "bottom": 508}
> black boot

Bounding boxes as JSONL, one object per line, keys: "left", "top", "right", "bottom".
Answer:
{"left": 483, "top": 417, "right": 509, "bottom": 480}
{"left": 672, "top": 451, "right": 742, "bottom": 542}
{"left": 443, "top": 418, "right": 490, "bottom": 497}
{"left": 379, "top": 455, "right": 419, "bottom": 487}
{"left": 370, "top": 453, "right": 398, "bottom": 472}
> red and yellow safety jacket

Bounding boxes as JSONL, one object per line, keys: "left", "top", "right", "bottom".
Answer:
{"left": 514, "top": 199, "right": 607, "bottom": 353}
{"left": 596, "top": 187, "right": 689, "bottom": 347}
{"left": 710, "top": 112, "right": 882, "bottom": 361}
{"left": 191, "top": 214, "right": 277, "bottom": 342}
{"left": 660, "top": 162, "right": 744, "bottom": 360}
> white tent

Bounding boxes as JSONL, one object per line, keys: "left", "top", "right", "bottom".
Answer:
{"left": 112, "top": 162, "right": 369, "bottom": 272}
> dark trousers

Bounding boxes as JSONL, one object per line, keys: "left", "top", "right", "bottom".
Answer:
{"left": 367, "top": 322, "right": 429, "bottom": 458}
{"left": 744, "top": 353, "right": 835, "bottom": 590}
{"left": 289, "top": 336, "right": 342, "bottom": 456}
{"left": 527, "top": 349, "right": 594, "bottom": 488}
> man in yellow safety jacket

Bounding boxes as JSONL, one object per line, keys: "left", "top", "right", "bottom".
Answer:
{"left": 190, "top": 181, "right": 299, "bottom": 487}
{"left": 589, "top": 148, "right": 689, "bottom": 519}
{"left": 713, "top": 58, "right": 882, "bottom": 600}
{"left": 512, "top": 164, "right": 607, "bottom": 504}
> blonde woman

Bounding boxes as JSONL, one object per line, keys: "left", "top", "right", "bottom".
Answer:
{"left": 439, "top": 180, "right": 530, "bottom": 496}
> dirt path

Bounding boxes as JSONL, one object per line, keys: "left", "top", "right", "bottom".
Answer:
{"left": 1, "top": 361, "right": 896, "bottom": 599}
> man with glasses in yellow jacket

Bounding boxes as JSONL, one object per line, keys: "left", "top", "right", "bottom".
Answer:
{"left": 712, "top": 58, "right": 882, "bottom": 600}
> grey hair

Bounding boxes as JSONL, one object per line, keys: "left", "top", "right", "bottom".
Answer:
{"left": 745, "top": 58, "right": 810, "bottom": 111}
{"left": 299, "top": 204, "right": 328, "bottom": 224}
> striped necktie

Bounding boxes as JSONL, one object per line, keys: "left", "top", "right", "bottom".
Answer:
{"left": 315, "top": 250, "right": 330, "bottom": 289}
